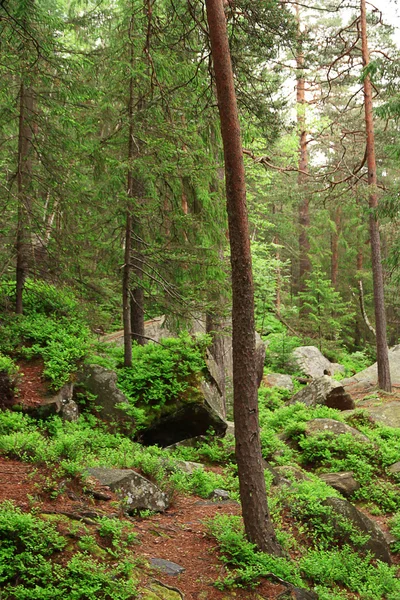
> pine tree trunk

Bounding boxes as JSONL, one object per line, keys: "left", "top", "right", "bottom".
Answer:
{"left": 360, "top": 0, "right": 391, "bottom": 392}
{"left": 16, "top": 81, "right": 34, "bottom": 314}
{"left": 296, "top": 7, "right": 311, "bottom": 295}
{"left": 123, "top": 208, "right": 133, "bottom": 367}
{"left": 331, "top": 206, "right": 341, "bottom": 288}
{"left": 205, "top": 0, "right": 281, "bottom": 555}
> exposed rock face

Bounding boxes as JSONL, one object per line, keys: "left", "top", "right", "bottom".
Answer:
{"left": 319, "top": 472, "right": 360, "bottom": 497}
{"left": 264, "top": 373, "right": 294, "bottom": 391}
{"left": 293, "top": 346, "right": 344, "bottom": 378}
{"left": 140, "top": 401, "right": 227, "bottom": 447}
{"left": 324, "top": 497, "right": 392, "bottom": 564}
{"left": 289, "top": 376, "right": 354, "bottom": 410}
{"left": 304, "top": 418, "right": 370, "bottom": 442}
{"left": 76, "top": 364, "right": 132, "bottom": 426}
{"left": 87, "top": 467, "right": 168, "bottom": 513}
{"left": 342, "top": 345, "right": 400, "bottom": 392}
{"left": 277, "top": 587, "right": 318, "bottom": 600}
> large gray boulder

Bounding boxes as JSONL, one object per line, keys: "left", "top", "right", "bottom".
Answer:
{"left": 76, "top": 364, "right": 132, "bottom": 426}
{"left": 293, "top": 346, "right": 344, "bottom": 378}
{"left": 343, "top": 345, "right": 400, "bottom": 392}
{"left": 289, "top": 376, "right": 354, "bottom": 410}
{"left": 324, "top": 497, "right": 391, "bottom": 564}
{"left": 87, "top": 467, "right": 168, "bottom": 513}
{"left": 304, "top": 418, "right": 370, "bottom": 442}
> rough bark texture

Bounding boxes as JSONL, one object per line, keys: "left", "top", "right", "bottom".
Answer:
{"left": 205, "top": 0, "right": 281, "bottom": 555}
{"left": 16, "top": 82, "right": 34, "bottom": 314}
{"left": 296, "top": 8, "right": 311, "bottom": 295}
{"left": 360, "top": 0, "right": 391, "bottom": 391}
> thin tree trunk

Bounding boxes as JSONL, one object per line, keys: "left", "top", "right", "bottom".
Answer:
{"left": 296, "top": 6, "right": 311, "bottom": 295}
{"left": 123, "top": 209, "right": 132, "bottom": 367}
{"left": 205, "top": 0, "right": 281, "bottom": 555}
{"left": 16, "top": 81, "right": 34, "bottom": 314}
{"left": 331, "top": 206, "right": 341, "bottom": 288}
{"left": 360, "top": 0, "right": 391, "bottom": 391}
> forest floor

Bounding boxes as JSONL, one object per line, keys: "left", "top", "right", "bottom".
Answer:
{"left": 4, "top": 361, "right": 400, "bottom": 598}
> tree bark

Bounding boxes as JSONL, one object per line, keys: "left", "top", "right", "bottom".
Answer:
{"left": 296, "top": 7, "right": 311, "bottom": 295}
{"left": 16, "top": 81, "right": 34, "bottom": 314}
{"left": 360, "top": 0, "right": 391, "bottom": 391}
{"left": 205, "top": 0, "right": 281, "bottom": 555}
{"left": 331, "top": 206, "right": 341, "bottom": 288}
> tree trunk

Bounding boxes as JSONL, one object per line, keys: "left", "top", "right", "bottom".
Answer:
{"left": 16, "top": 81, "right": 34, "bottom": 314}
{"left": 360, "top": 0, "right": 391, "bottom": 391}
{"left": 331, "top": 206, "right": 341, "bottom": 288}
{"left": 123, "top": 208, "right": 133, "bottom": 367}
{"left": 205, "top": 0, "right": 281, "bottom": 555}
{"left": 296, "top": 7, "right": 311, "bottom": 295}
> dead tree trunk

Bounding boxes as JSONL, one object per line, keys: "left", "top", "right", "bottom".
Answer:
{"left": 360, "top": 0, "right": 391, "bottom": 391}
{"left": 205, "top": 0, "right": 281, "bottom": 555}
{"left": 16, "top": 81, "right": 34, "bottom": 314}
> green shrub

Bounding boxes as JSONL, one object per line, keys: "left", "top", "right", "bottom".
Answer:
{"left": 264, "top": 331, "right": 302, "bottom": 373}
{"left": 300, "top": 547, "right": 400, "bottom": 600}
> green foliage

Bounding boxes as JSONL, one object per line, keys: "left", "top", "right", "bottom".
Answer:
{"left": 264, "top": 331, "right": 302, "bottom": 373}
{"left": 0, "top": 280, "right": 91, "bottom": 390}
{"left": 334, "top": 350, "right": 373, "bottom": 379}
{"left": 0, "top": 501, "right": 139, "bottom": 599}
{"left": 298, "top": 268, "right": 354, "bottom": 349}
{"left": 91, "top": 334, "right": 209, "bottom": 428}
{"left": 0, "top": 353, "right": 18, "bottom": 377}
{"left": 300, "top": 547, "right": 400, "bottom": 600}
{"left": 389, "top": 512, "right": 400, "bottom": 553}
{"left": 206, "top": 514, "right": 303, "bottom": 589}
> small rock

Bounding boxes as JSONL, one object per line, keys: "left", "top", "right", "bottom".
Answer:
{"left": 304, "top": 419, "right": 370, "bottom": 442}
{"left": 319, "top": 472, "right": 360, "bottom": 497}
{"left": 150, "top": 558, "right": 185, "bottom": 576}
{"left": 173, "top": 460, "right": 204, "bottom": 475}
{"left": 209, "top": 489, "right": 230, "bottom": 501}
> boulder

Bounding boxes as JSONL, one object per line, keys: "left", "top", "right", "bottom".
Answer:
{"left": 318, "top": 472, "right": 360, "bottom": 497}
{"left": 86, "top": 467, "right": 168, "bottom": 513}
{"left": 140, "top": 386, "right": 227, "bottom": 447}
{"left": 274, "top": 465, "right": 310, "bottom": 483}
{"left": 367, "top": 402, "right": 400, "bottom": 428}
{"left": 289, "top": 376, "right": 354, "bottom": 410}
{"left": 388, "top": 461, "right": 400, "bottom": 475}
{"left": 293, "top": 346, "right": 344, "bottom": 379}
{"left": 304, "top": 418, "right": 370, "bottom": 442}
{"left": 342, "top": 345, "right": 400, "bottom": 394}
{"left": 76, "top": 364, "right": 132, "bottom": 427}
{"left": 264, "top": 373, "right": 294, "bottom": 391}
{"left": 172, "top": 460, "right": 204, "bottom": 474}
{"left": 324, "top": 497, "right": 391, "bottom": 564}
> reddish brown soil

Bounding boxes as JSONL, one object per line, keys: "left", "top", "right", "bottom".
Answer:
{"left": 15, "top": 359, "right": 50, "bottom": 406}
